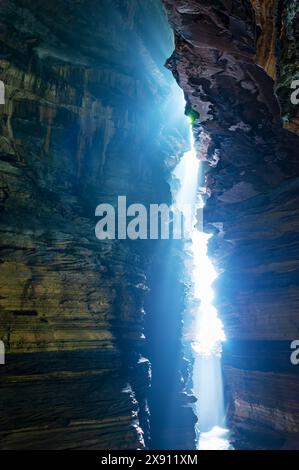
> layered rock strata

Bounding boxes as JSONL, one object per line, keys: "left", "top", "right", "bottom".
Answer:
{"left": 164, "top": 0, "right": 299, "bottom": 449}
{"left": 0, "top": 0, "right": 196, "bottom": 449}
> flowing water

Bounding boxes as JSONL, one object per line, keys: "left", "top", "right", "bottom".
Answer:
{"left": 172, "top": 130, "right": 231, "bottom": 450}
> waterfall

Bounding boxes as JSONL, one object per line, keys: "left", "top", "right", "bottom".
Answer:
{"left": 172, "top": 129, "right": 231, "bottom": 450}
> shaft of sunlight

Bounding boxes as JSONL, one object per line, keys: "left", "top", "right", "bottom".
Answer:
{"left": 172, "top": 124, "right": 230, "bottom": 450}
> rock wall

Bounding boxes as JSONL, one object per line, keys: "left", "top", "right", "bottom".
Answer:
{"left": 0, "top": 0, "right": 196, "bottom": 450}
{"left": 163, "top": 0, "right": 299, "bottom": 449}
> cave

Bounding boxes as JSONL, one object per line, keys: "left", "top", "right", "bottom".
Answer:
{"left": 0, "top": 0, "right": 299, "bottom": 452}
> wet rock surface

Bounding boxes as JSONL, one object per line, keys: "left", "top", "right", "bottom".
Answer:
{"left": 164, "top": 0, "right": 299, "bottom": 449}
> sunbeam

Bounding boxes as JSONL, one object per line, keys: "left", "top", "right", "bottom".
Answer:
{"left": 172, "top": 122, "right": 230, "bottom": 450}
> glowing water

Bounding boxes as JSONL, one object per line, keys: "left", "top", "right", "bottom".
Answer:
{"left": 173, "top": 131, "right": 230, "bottom": 450}
{"left": 198, "top": 426, "right": 231, "bottom": 451}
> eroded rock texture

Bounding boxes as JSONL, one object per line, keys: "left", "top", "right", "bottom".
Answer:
{"left": 0, "top": 0, "right": 196, "bottom": 450}
{"left": 164, "top": 0, "right": 299, "bottom": 449}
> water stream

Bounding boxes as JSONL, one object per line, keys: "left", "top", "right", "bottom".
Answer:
{"left": 172, "top": 129, "right": 231, "bottom": 450}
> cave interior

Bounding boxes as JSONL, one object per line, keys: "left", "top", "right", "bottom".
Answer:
{"left": 0, "top": 0, "right": 299, "bottom": 451}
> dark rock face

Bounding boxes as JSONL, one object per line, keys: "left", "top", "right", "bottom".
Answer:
{"left": 0, "top": 0, "right": 196, "bottom": 450}
{"left": 163, "top": 0, "right": 299, "bottom": 449}
{"left": 145, "top": 243, "right": 198, "bottom": 449}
